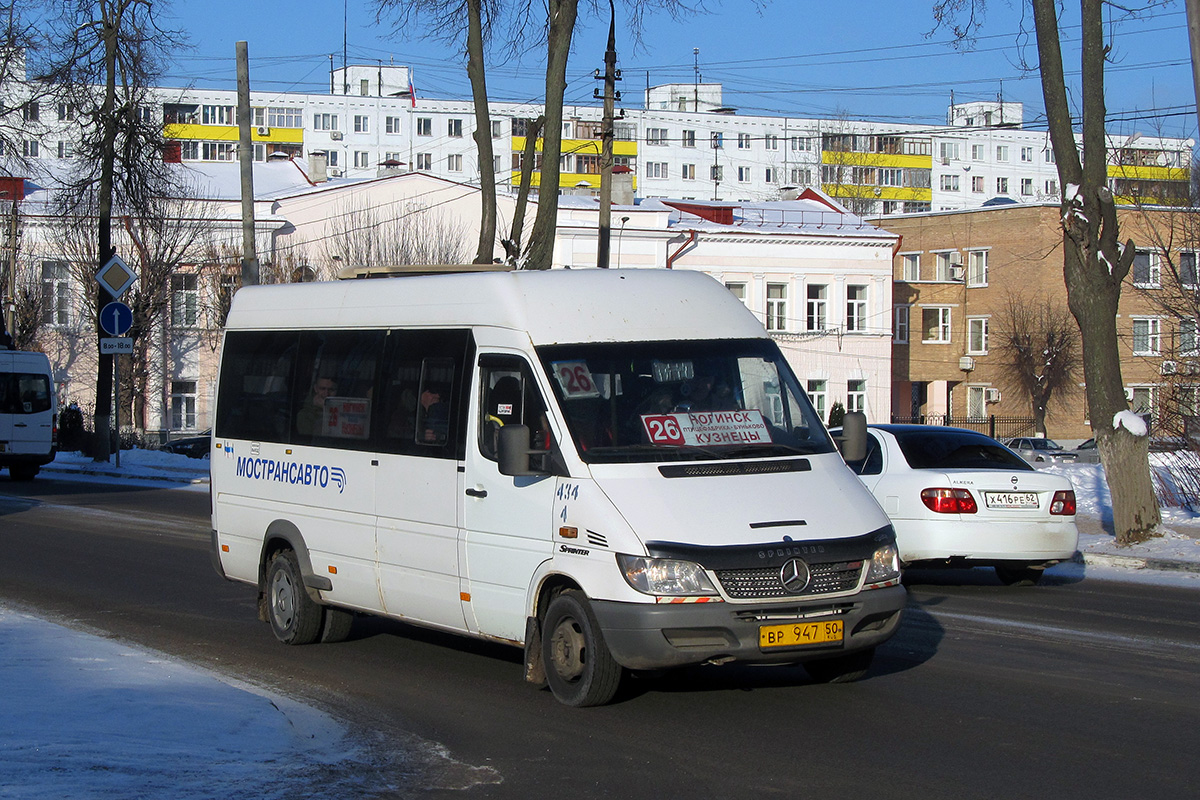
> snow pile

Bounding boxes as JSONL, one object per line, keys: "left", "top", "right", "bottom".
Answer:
{"left": 1113, "top": 409, "right": 1148, "bottom": 437}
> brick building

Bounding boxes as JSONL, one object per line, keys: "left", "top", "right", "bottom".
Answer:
{"left": 877, "top": 203, "right": 1196, "bottom": 440}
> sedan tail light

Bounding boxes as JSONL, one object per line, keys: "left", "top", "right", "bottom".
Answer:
{"left": 920, "top": 488, "right": 978, "bottom": 514}
{"left": 1050, "top": 489, "right": 1076, "bottom": 516}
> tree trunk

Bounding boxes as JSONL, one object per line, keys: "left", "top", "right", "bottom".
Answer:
{"left": 1032, "top": 0, "right": 1161, "bottom": 544}
{"left": 466, "top": 0, "right": 496, "bottom": 265}
{"left": 523, "top": 0, "right": 579, "bottom": 270}
{"left": 93, "top": 10, "right": 120, "bottom": 462}
{"left": 503, "top": 116, "right": 542, "bottom": 265}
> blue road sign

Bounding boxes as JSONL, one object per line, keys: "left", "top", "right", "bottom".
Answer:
{"left": 100, "top": 301, "right": 133, "bottom": 336}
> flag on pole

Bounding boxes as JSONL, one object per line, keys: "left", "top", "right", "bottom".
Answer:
{"left": 408, "top": 76, "right": 417, "bottom": 108}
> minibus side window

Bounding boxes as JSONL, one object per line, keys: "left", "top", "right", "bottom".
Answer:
{"left": 215, "top": 331, "right": 301, "bottom": 443}
{"left": 0, "top": 373, "right": 51, "bottom": 414}
{"left": 378, "top": 329, "right": 473, "bottom": 460}
{"left": 478, "top": 356, "right": 552, "bottom": 467}
{"left": 294, "top": 330, "right": 384, "bottom": 450}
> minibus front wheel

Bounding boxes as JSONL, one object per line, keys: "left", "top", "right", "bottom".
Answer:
{"left": 267, "top": 550, "right": 324, "bottom": 645}
{"left": 542, "top": 590, "right": 623, "bottom": 707}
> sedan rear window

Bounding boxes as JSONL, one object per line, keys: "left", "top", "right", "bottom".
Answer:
{"left": 893, "top": 429, "right": 1033, "bottom": 471}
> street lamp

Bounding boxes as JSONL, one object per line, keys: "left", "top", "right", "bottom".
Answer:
{"left": 616, "top": 216, "right": 630, "bottom": 269}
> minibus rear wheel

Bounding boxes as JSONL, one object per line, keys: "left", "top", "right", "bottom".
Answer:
{"left": 267, "top": 550, "right": 323, "bottom": 645}
{"left": 542, "top": 590, "right": 622, "bottom": 707}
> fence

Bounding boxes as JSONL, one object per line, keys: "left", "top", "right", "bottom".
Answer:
{"left": 889, "top": 414, "right": 1036, "bottom": 440}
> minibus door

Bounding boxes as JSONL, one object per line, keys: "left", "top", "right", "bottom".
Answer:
{"left": 0, "top": 365, "right": 13, "bottom": 452}
{"left": 461, "top": 356, "right": 558, "bottom": 642}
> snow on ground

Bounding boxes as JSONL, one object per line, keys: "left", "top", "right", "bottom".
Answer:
{"left": 1, "top": 446, "right": 1197, "bottom": 797}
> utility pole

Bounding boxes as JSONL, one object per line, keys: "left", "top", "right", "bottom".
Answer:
{"left": 1187, "top": 0, "right": 1200, "bottom": 140}
{"left": 3, "top": 198, "right": 17, "bottom": 346}
{"left": 693, "top": 47, "right": 700, "bottom": 112}
{"left": 595, "top": 0, "right": 621, "bottom": 269}
{"left": 236, "top": 41, "right": 259, "bottom": 286}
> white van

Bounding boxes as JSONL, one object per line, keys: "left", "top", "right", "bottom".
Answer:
{"left": 0, "top": 348, "right": 57, "bottom": 481}
{"left": 210, "top": 268, "right": 905, "bottom": 706}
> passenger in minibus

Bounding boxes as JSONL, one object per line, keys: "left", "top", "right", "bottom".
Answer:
{"left": 297, "top": 376, "right": 337, "bottom": 435}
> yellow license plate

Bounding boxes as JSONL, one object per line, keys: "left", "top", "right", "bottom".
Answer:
{"left": 759, "top": 619, "right": 843, "bottom": 648}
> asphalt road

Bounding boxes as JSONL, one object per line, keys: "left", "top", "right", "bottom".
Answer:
{"left": 1, "top": 476, "right": 1197, "bottom": 799}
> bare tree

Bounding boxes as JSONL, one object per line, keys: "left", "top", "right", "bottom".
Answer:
{"left": 322, "top": 198, "right": 472, "bottom": 269}
{"left": 40, "top": 0, "right": 187, "bottom": 459}
{"left": 994, "top": 293, "right": 1080, "bottom": 437}
{"left": 0, "top": 3, "right": 54, "bottom": 180}
{"left": 933, "top": 0, "right": 1162, "bottom": 545}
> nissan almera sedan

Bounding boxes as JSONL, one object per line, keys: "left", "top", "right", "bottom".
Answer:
{"left": 838, "top": 425, "right": 1079, "bottom": 585}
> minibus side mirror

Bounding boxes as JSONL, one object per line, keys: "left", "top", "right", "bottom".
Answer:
{"left": 497, "top": 424, "right": 549, "bottom": 476}
{"left": 836, "top": 411, "right": 867, "bottom": 463}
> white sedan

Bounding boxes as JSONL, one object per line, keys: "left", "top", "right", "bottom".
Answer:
{"left": 841, "top": 425, "right": 1079, "bottom": 585}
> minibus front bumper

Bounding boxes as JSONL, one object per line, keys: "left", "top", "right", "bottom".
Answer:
{"left": 590, "top": 585, "right": 905, "bottom": 671}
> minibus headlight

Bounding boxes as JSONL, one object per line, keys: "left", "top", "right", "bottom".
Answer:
{"left": 864, "top": 543, "right": 901, "bottom": 586}
{"left": 617, "top": 554, "right": 718, "bottom": 596}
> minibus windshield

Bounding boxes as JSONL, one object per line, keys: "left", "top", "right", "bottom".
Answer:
{"left": 538, "top": 339, "right": 836, "bottom": 464}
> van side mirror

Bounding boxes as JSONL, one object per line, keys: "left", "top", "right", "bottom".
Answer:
{"left": 836, "top": 411, "right": 867, "bottom": 463}
{"left": 498, "top": 424, "right": 549, "bottom": 476}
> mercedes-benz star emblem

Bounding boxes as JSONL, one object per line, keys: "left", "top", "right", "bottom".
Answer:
{"left": 780, "top": 558, "right": 811, "bottom": 594}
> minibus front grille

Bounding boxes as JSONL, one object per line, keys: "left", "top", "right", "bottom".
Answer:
{"left": 659, "top": 459, "right": 810, "bottom": 478}
{"left": 715, "top": 560, "right": 863, "bottom": 599}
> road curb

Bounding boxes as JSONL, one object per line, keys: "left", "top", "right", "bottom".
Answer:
{"left": 1074, "top": 550, "right": 1200, "bottom": 574}
{"left": 39, "top": 465, "right": 209, "bottom": 485}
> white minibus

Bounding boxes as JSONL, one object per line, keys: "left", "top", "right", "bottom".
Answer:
{"left": 210, "top": 268, "right": 904, "bottom": 706}
{"left": 0, "top": 348, "right": 57, "bottom": 480}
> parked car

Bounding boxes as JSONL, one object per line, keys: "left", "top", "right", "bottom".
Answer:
{"left": 160, "top": 430, "right": 211, "bottom": 459}
{"left": 1072, "top": 438, "right": 1101, "bottom": 463}
{"left": 1003, "top": 436, "right": 1079, "bottom": 464}
{"left": 838, "top": 425, "right": 1079, "bottom": 585}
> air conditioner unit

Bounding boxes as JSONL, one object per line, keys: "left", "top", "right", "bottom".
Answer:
{"left": 1161, "top": 360, "right": 1178, "bottom": 376}
{"left": 949, "top": 265, "right": 965, "bottom": 281}
{"left": 949, "top": 252, "right": 963, "bottom": 266}
{"left": 256, "top": 126, "right": 270, "bottom": 136}
{"left": 959, "top": 356, "right": 976, "bottom": 371}
{"left": 330, "top": 131, "right": 344, "bottom": 141}
{"left": 984, "top": 388, "right": 1002, "bottom": 404}
{"left": 328, "top": 168, "right": 342, "bottom": 177}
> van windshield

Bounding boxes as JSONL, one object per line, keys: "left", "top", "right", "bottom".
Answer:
{"left": 537, "top": 339, "right": 835, "bottom": 463}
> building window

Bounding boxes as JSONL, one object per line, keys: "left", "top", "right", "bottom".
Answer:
{"left": 353, "top": 115, "right": 369, "bottom": 133}
{"left": 353, "top": 151, "right": 370, "bottom": 168}
{"left": 791, "top": 136, "right": 812, "bottom": 152}
{"left": 416, "top": 152, "right": 432, "bottom": 170}
{"left": 995, "top": 145, "right": 1009, "bottom": 161}
{"left": 711, "top": 132, "right": 723, "bottom": 149}
{"left": 967, "top": 386, "right": 986, "bottom": 419}
{"left": 894, "top": 305, "right": 910, "bottom": 343}
{"left": 448, "top": 119, "right": 463, "bottom": 137}
{"left": 1129, "top": 386, "right": 1155, "bottom": 422}
{"left": 1132, "top": 318, "right": 1161, "bottom": 355}
{"left": 40, "top": 261, "right": 71, "bottom": 326}
{"left": 681, "top": 129, "right": 696, "bottom": 147}
{"left": 806, "top": 284, "right": 828, "bottom": 331}
{"left": 902, "top": 253, "right": 920, "bottom": 281}
{"left": 1020, "top": 178, "right": 1034, "bottom": 196}
{"left": 806, "top": 380, "right": 828, "bottom": 422}
{"left": 967, "top": 249, "right": 988, "bottom": 286}
{"left": 170, "top": 381, "right": 198, "bottom": 431}
{"left": 22, "top": 102, "right": 39, "bottom": 122}
{"left": 266, "top": 107, "right": 303, "bottom": 128}
{"left": 1180, "top": 251, "right": 1197, "bottom": 287}
{"left": 1179, "top": 318, "right": 1198, "bottom": 356}
{"left": 996, "top": 177, "right": 1009, "bottom": 194}
{"left": 726, "top": 282, "right": 747, "bottom": 304}
{"left": 710, "top": 164, "right": 723, "bottom": 182}
{"left": 1045, "top": 179, "right": 1058, "bottom": 196}
{"left": 764, "top": 167, "right": 775, "bottom": 183}
{"left": 971, "top": 144, "right": 984, "bottom": 160}
{"left": 968, "top": 317, "right": 989, "bottom": 354}
{"left": 202, "top": 142, "right": 235, "bottom": 161}
{"left": 681, "top": 163, "right": 696, "bottom": 180}
{"left": 314, "top": 113, "right": 339, "bottom": 131}
{"left": 846, "top": 285, "right": 868, "bottom": 332}
{"left": 764, "top": 134, "right": 778, "bottom": 150}
{"left": 360, "top": 79, "right": 370, "bottom": 96}
{"left": 385, "top": 116, "right": 401, "bottom": 134}
{"left": 417, "top": 117, "right": 432, "bottom": 136}
{"left": 737, "top": 132, "right": 752, "bottom": 149}
{"left": 447, "top": 153, "right": 463, "bottom": 172}
{"left": 922, "top": 307, "right": 952, "bottom": 343}
{"left": 847, "top": 379, "right": 866, "bottom": 414}
{"left": 645, "top": 127, "right": 668, "bottom": 145}
{"left": 935, "top": 252, "right": 956, "bottom": 281}
{"left": 766, "top": 283, "right": 788, "bottom": 331}
{"left": 202, "top": 105, "right": 234, "bottom": 125}
{"left": 940, "top": 174, "right": 960, "bottom": 191}
{"left": 972, "top": 175, "right": 985, "bottom": 193}
{"left": 1021, "top": 146, "right": 1034, "bottom": 162}
{"left": 1044, "top": 148, "right": 1056, "bottom": 164}
{"left": 23, "top": 140, "right": 39, "bottom": 158}
{"left": 1133, "top": 251, "right": 1160, "bottom": 287}
{"left": 737, "top": 166, "right": 751, "bottom": 183}
{"left": 645, "top": 161, "right": 668, "bottom": 179}
{"left": 939, "top": 141, "right": 960, "bottom": 161}
{"left": 790, "top": 167, "right": 811, "bottom": 185}
{"left": 171, "top": 274, "right": 199, "bottom": 328}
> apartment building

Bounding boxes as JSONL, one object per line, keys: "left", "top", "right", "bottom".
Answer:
{"left": 880, "top": 203, "right": 1197, "bottom": 440}
{"left": 15, "top": 62, "right": 1185, "bottom": 217}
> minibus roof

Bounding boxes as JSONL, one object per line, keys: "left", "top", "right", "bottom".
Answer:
{"left": 225, "top": 268, "right": 768, "bottom": 345}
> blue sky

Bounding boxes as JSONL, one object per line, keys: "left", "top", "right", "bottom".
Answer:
{"left": 155, "top": 1, "right": 1195, "bottom": 140}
